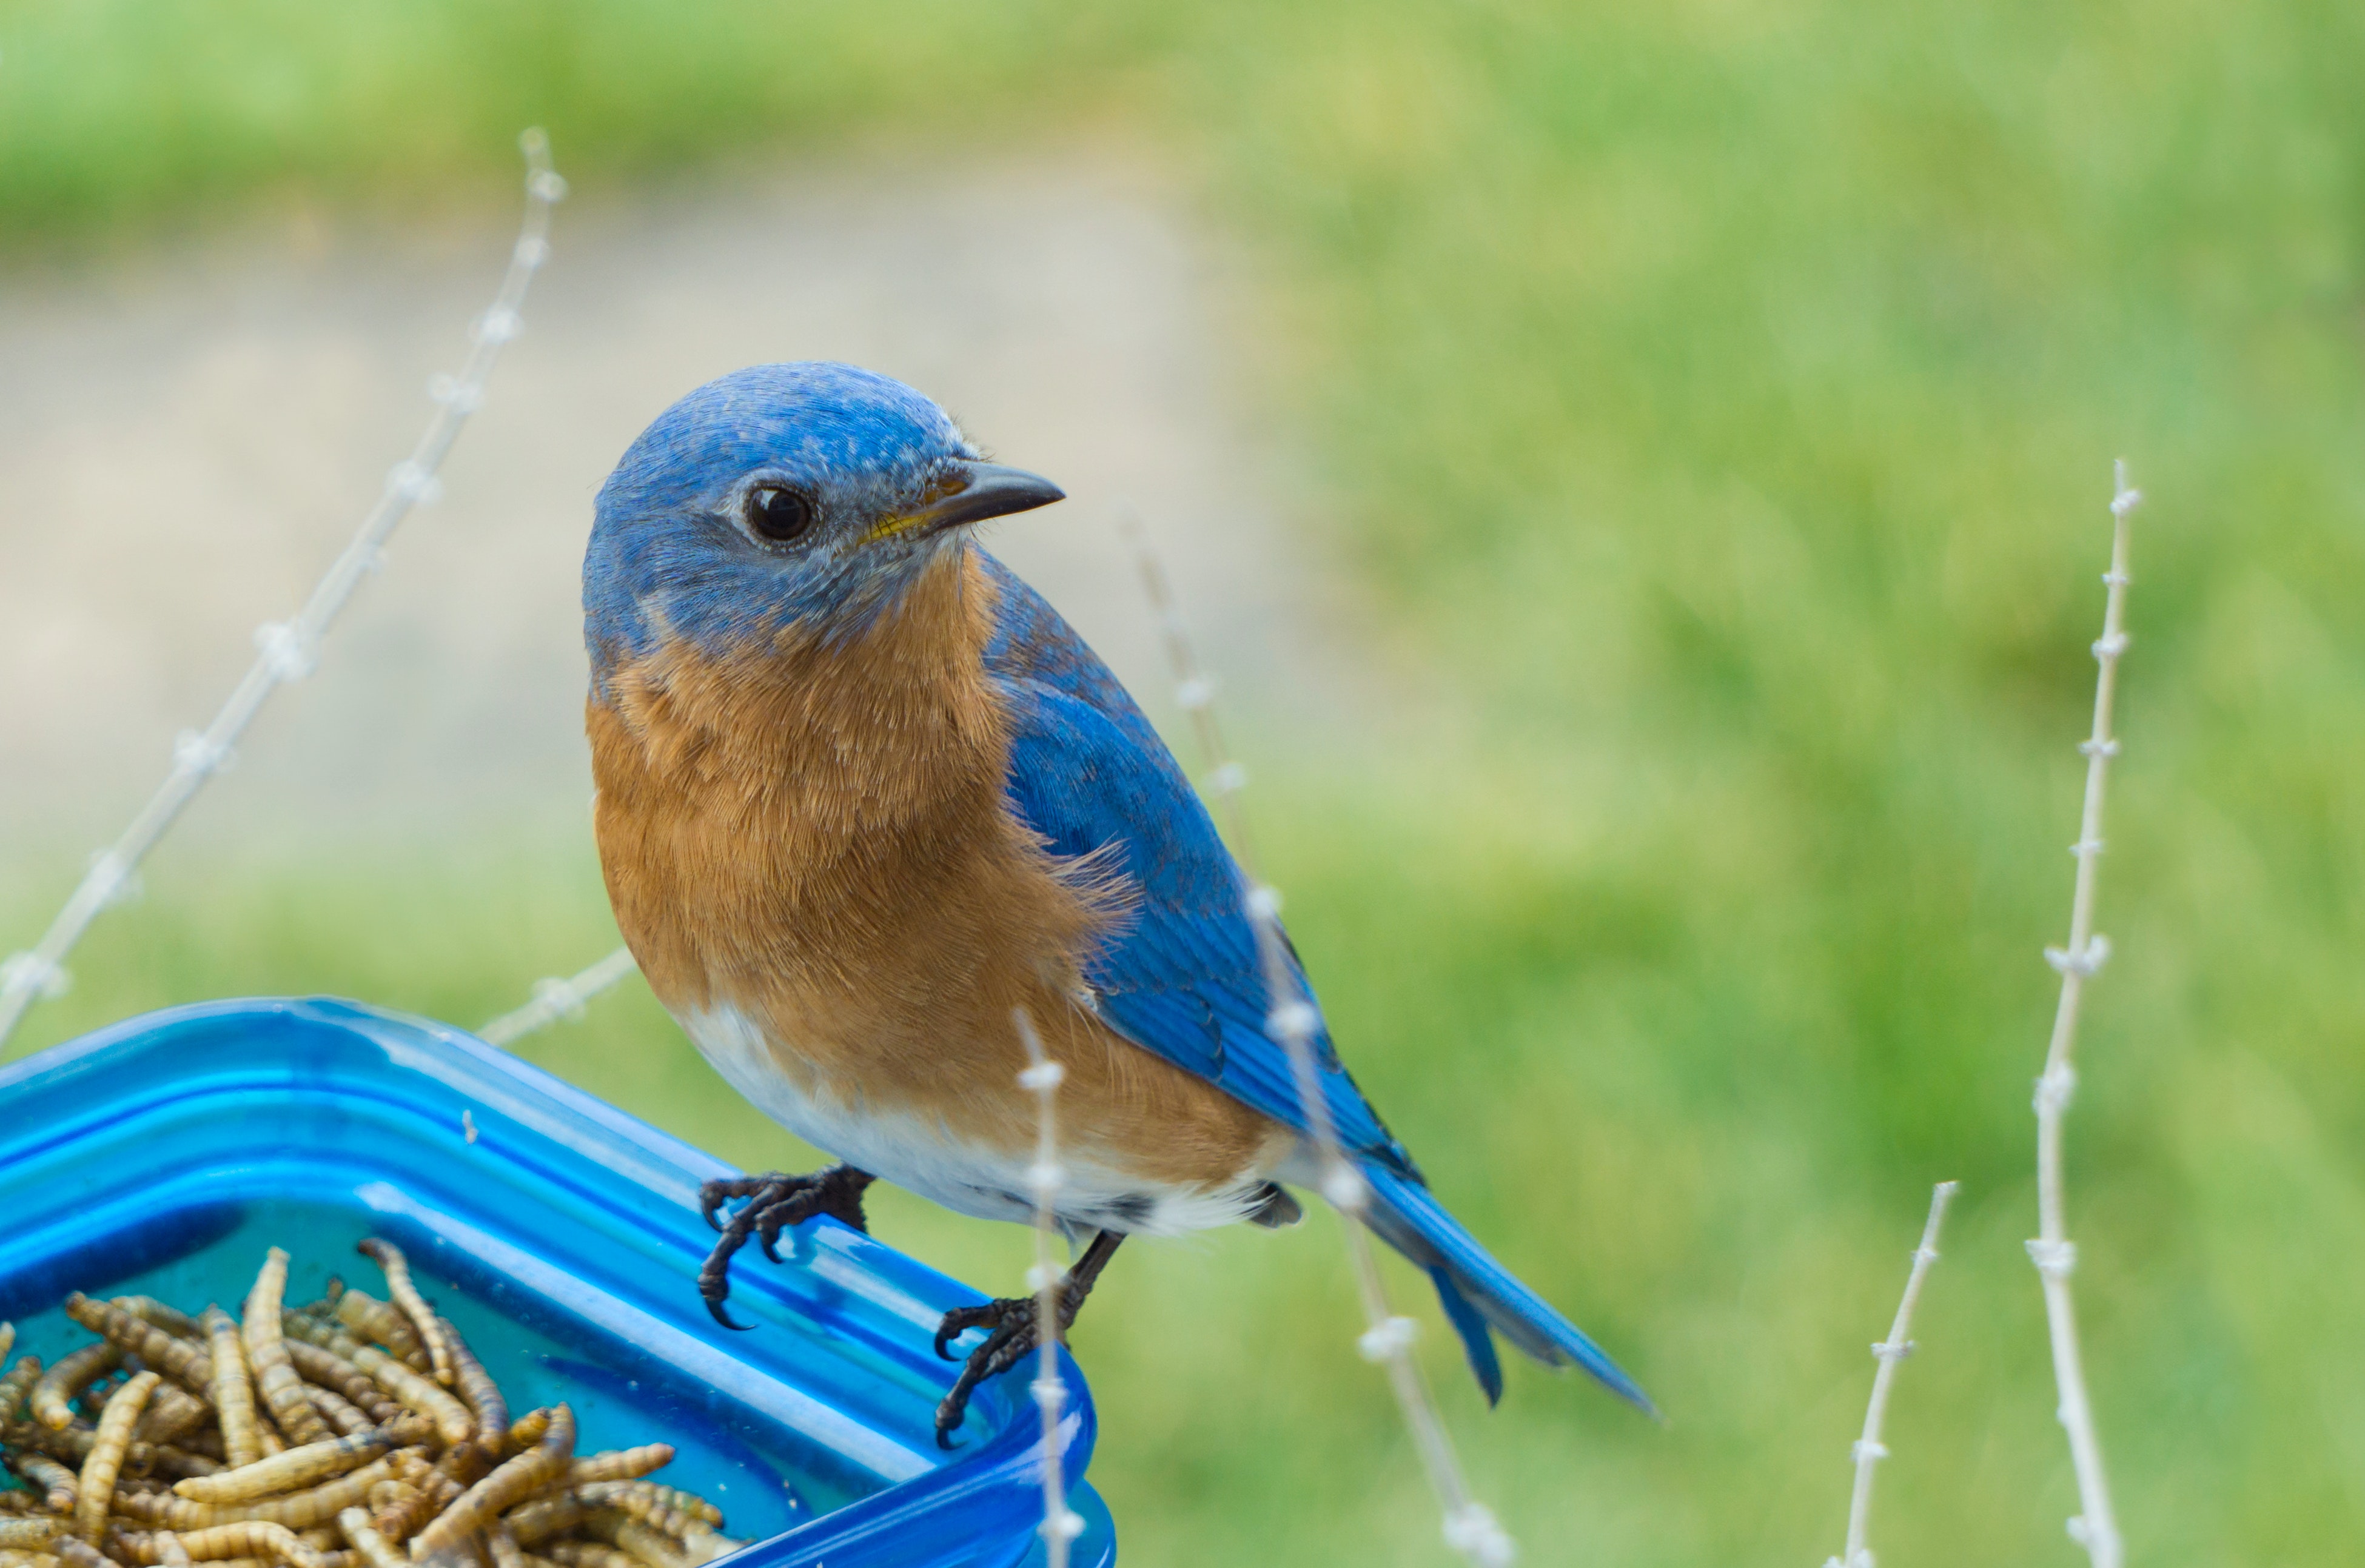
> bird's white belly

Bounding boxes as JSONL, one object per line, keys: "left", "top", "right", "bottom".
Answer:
{"left": 680, "top": 999, "right": 1271, "bottom": 1236}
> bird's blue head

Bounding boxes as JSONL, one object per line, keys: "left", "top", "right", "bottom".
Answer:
{"left": 584, "top": 362, "right": 1063, "bottom": 682}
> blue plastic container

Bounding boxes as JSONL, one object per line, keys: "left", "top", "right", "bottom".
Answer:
{"left": 0, "top": 998, "right": 1115, "bottom": 1568}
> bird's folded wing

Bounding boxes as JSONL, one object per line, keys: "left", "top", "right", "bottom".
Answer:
{"left": 981, "top": 555, "right": 1414, "bottom": 1176}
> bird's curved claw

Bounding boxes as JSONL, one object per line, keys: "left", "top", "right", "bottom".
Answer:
{"left": 698, "top": 1176, "right": 748, "bottom": 1233}
{"left": 693, "top": 1168, "right": 876, "bottom": 1336}
{"left": 933, "top": 1302, "right": 994, "bottom": 1361}
{"left": 930, "top": 1298, "right": 1037, "bottom": 1445}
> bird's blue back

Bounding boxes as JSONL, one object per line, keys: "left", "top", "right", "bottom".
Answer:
{"left": 976, "top": 552, "right": 1417, "bottom": 1178}
{"left": 978, "top": 549, "right": 1647, "bottom": 1411}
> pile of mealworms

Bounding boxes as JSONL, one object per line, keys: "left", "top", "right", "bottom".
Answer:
{"left": 0, "top": 1241, "right": 743, "bottom": 1568}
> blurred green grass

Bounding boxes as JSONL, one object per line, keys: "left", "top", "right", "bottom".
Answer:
{"left": 5, "top": 2, "right": 2363, "bottom": 1563}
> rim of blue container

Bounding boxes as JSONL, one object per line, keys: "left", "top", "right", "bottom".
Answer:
{"left": 0, "top": 996, "right": 1115, "bottom": 1568}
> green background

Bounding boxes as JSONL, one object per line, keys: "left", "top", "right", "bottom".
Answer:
{"left": 4, "top": 2, "right": 2361, "bottom": 1563}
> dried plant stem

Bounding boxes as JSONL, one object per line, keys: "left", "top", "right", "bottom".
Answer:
{"left": 1010, "top": 1009, "right": 1082, "bottom": 1568}
{"left": 1825, "top": 1180, "right": 1957, "bottom": 1568}
{"left": 1125, "top": 517, "right": 1511, "bottom": 1567}
{"left": 478, "top": 948, "right": 638, "bottom": 1047}
{"left": 0, "top": 130, "right": 567, "bottom": 1051}
{"left": 2027, "top": 463, "right": 2141, "bottom": 1568}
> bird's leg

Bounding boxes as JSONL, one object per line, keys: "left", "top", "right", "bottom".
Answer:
{"left": 931, "top": 1230, "right": 1124, "bottom": 1449}
{"left": 697, "top": 1165, "right": 876, "bottom": 1329}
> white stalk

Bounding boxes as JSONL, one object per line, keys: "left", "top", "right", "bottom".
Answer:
{"left": 0, "top": 131, "right": 568, "bottom": 1050}
{"left": 1823, "top": 1179, "right": 1958, "bottom": 1568}
{"left": 477, "top": 945, "right": 638, "bottom": 1046}
{"left": 1013, "top": 1007, "right": 1084, "bottom": 1567}
{"left": 2027, "top": 463, "right": 2141, "bottom": 1568}
{"left": 1127, "top": 518, "right": 1514, "bottom": 1567}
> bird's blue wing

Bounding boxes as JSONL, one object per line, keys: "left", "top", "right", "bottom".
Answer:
{"left": 978, "top": 551, "right": 1648, "bottom": 1410}
{"left": 978, "top": 553, "right": 1415, "bottom": 1174}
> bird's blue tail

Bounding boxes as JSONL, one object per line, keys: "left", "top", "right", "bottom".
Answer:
{"left": 1359, "top": 1163, "right": 1651, "bottom": 1413}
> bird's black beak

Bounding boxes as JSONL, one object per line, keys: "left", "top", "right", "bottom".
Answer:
{"left": 897, "top": 460, "right": 1065, "bottom": 540}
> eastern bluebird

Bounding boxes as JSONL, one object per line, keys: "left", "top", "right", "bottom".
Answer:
{"left": 583, "top": 363, "right": 1645, "bottom": 1443}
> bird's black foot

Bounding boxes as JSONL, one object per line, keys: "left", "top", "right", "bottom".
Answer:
{"left": 931, "top": 1231, "right": 1123, "bottom": 1449}
{"left": 698, "top": 1165, "right": 876, "bottom": 1329}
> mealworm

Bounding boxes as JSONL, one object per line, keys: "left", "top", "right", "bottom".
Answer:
{"left": 112, "top": 1305, "right": 201, "bottom": 1343}
{"left": 569, "top": 1493, "right": 688, "bottom": 1541}
{"left": 61, "top": 1302, "right": 209, "bottom": 1396}
{"left": 541, "top": 1544, "right": 635, "bottom": 1568}
{"left": 10, "top": 1448, "right": 80, "bottom": 1512}
{"left": 559, "top": 1451, "right": 671, "bottom": 1489}
{"left": 579, "top": 1512, "right": 687, "bottom": 1568}
{"left": 566, "top": 1488, "right": 731, "bottom": 1561}
{"left": 170, "top": 1433, "right": 223, "bottom": 1465}
{"left": 32, "top": 1347, "right": 119, "bottom": 1432}
{"left": 432, "top": 1322, "right": 504, "bottom": 1454}
{"left": 494, "top": 1498, "right": 578, "bottom": 1549}
{"left": 322, "top": 1304, "right": 422, "bottom": 1381}
{"left": 133, "top": 1390, "right": 212, "bottom": 1450}
{"left": 98, "top": 1530, "right": 163, "bottom": 1568}
{"left": 379, "top": 1453, "right": 428, "bottom": 1489}
{"left": 52, "top": 1536, "right": 112, "bottom": 1568}
{"left": 239, "top": 1256, "right": 329, "bottom": 1449}
{"left": 273, "top": 1342, "right": 394, "bottom": 1430}
{"left": 642, "top": 1516, "right": 736, "bottom": 1568}
{"left": 78, "top": 1372, "right": 161, "bottom": 1543}
{"left": 294, "top": 1393, "right": 366, "bottom": 1445}
{"left": 8, "top": 1251, "right": 728, "bottom": 1568}
{"left": 152, "top": 1523, "right": 321, "bottom": 1568}
{"left": 172, "top": 1433, "right": 389, "bottom": 1505}
{"left": 347, "top": 1361, "right": 463, "bottom": 1453}
{"left": 327, "top": 1512, "right": 397, "bottom": 1568}
{"left": 109, "top": 1458, "right": 397, "bottom": 1534}
{"left": 497, "top": 1413, "right": 546, "bottom": 1461}
{"left": 270, "top": 1327, "right": 463, "bottom": 1452}
{"left": 146, "top": 1453, "right": 218, "bottom": 1485}
{"left": 197, "top": 1316, "right": 258, "bottom": 1473}
{"left": 348, "top": 1247, "right": 452, "bottom": 1390}
{"left": 1, "top": 1359, "right": 45, "bottom": 1427}
{"left": 363, "top": 1485, "right": 434, "bottom": 1549}
{"left": 409, "top": 1406, "right": 572, "bottom": 1566}
{"left": 670, "top": 1528, "right": 737, "bottom": 1567}
{"left": 566, "top": 1487, "right": 717, "bottom": 1532}
{"left": 12, "top": 1426, "right": 217, "bottom": 1487}
{"left": 484, "top": 1524, "right": 525, "bottom": 1568}
{"left": 430, "top": 1447, "right": 485, "bottom": 1495}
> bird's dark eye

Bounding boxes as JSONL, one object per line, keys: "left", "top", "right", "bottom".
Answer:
{"left": 745, "top": 485, "right": 817, "bottom": 543}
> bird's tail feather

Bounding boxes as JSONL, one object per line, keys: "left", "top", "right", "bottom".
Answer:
{"left": 1359, "top": 1162, "right": 1651, "bottom": 1413}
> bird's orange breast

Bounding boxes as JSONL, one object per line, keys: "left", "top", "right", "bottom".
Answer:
{"left": 586, "top": 546, "right": 1287, "bottom": 1193}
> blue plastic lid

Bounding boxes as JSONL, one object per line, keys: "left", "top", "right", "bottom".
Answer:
{"left": 0, "top": 997, "right": 1114, "bottom": 1568}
